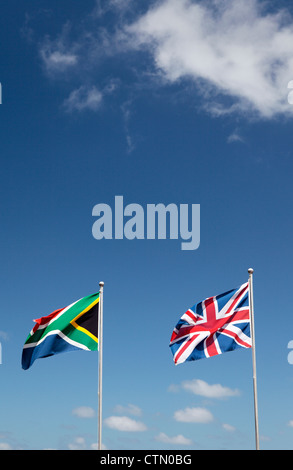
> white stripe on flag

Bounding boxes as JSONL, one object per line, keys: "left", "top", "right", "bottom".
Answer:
{"left": 23, "top": 329, "right": 90, "bottom": 351}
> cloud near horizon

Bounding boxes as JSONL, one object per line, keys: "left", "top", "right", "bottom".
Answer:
{"left": 104, "top": 415, "right": 147, "bottom": 432}
{"left": 174, "top": 406, "right": 214, "bottom": 423}
{"left": 155, "top": 432, "right": 192, "bottom": 446}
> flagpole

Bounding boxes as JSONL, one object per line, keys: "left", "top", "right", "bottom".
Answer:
{"left": 98, "top": 281, "right": 104, "bottom": 450}
{"left": 248, "top": 268, "right": 260, "bottom": 450}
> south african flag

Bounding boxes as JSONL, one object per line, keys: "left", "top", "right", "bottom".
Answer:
{"left": 22, "top": 292, "right": 100, "bottom": 370}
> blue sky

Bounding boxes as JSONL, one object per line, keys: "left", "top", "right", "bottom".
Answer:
{"left": 1, "top": 0, "right": 293, "bottom": 450}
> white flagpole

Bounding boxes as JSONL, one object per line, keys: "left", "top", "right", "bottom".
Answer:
{"left": 248, "top": 268, "right": 260, "bottom": 450}
{"left": 98, "top": 281, "right": 104, "bottom": 450}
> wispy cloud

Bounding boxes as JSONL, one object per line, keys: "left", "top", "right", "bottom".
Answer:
{"left": 113, "top": 404, "right": 142, "bottom": 417}
{"left": 0, "top": 331, "right": 9, "bottom": 341}
{"left": 95, "top": 0, "right": 134, "bottom": 17}
{"left": 39, "top": 24, "right": 79, "bottom": 74}
{"left": 121, "top": 100, "right": 136, "bottom": 153}
{"left": 222, "top": 423, "right": 236, "bottom": 432}
{"left": 63, "top": 85, "right": 103, "bottom": 112}
{"left": 72, "top": 406, "right": 95, "bottom": 418}
{"left": 227, "top": 129, "right": 245, "bottom": 144}
{"left": 41, "top": 49, "right": 77, "bottom": 72}
{"left": 288, "top": 80, "right": 293, "bottom": 104}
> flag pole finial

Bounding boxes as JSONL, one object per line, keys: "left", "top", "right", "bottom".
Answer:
{"left": 99, "top": 281, "right": 104, "bottom": 287}
{"left": 248, "top": 268, "right": 254, "bottom": 274}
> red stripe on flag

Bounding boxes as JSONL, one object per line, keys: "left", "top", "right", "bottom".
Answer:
{"left": 225, "top": 284, "right": 248, "bottom": 316}
{"left": 32, "top": 308, "right": 64, "bottom": 333}
{"left": 220, "top": 326, "right": 251, "bottom": 348}
{"left": 174, "top": 334, "right": 199, "bottom": 364}
{"left": 203, "top": 298, "right": 219, "bottom": 356}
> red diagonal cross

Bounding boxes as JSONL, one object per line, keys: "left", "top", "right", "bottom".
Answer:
{"left": 171, "top": 284, "right": 250, "bottom": 352}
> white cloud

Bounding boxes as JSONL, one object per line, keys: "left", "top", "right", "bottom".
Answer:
{"left": 288, "top": 420, "right": 293, "bottom": 427}
{"left": 72, "top": 406, "right": 95, "bottom": 418}
{"left": 91, "top": 442, "right": 108, "bottom": 450}
{"left": 182, "top": 379, "right": 240, "bottom": 399}
{"left": 35, "top": 0, "right": 293, "bottom": 121}
{"left": 104, "top": 416, "right": 147, "bottom": 432}
{"left": 0, "top": 442, "right": 13, "bottom": 450}
{"left": 121, "top": 100, "right": 136, "bottom": 153}
{"left": 95, "top": 0, "right": 133, "bottom": 15}
{"left": 68, "top": 436, "right": 87, "bottom": 450}
{"left": 68, "top": 435, "right": 107, "bottom": 450}
{"left": 0, "top": 331, "right": 8, "bottom": 341}
{"left": 227, "top": 130, "right": 245, "bottom": 144}
{"left": 113, "top": 404, "right": 142, "bottom": 416}
{"left": 222, "top": 423, "right": 236, "bottom": 432}
{"left": 260, "top": 435, "right": 271, "bottom": 442}
{"left": 174, "top": 406, "right": 213, "bottom": 424}
{"left": 40, "top": 27, "right": 78, "bottom": 74}
{"left": 155, "top": 432, "right": 192, "bottom": 446}
{"left": 126, "top": 0, "right": 293, "bottom": 118}
{"left": 63, "top": 85, "right": 103, "bottom": 112}
{"left": 168, "top": 383, "right": 180, "bottom": 393}
{"left": 41, "top": 49, "right": 77, "bottom": 72}
{"left": 288, "top": 80, "right": 293, "bottom": 104}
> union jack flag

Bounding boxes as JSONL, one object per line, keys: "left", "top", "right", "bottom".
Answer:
{"left": 170, "top": 283, "right": 251, "bottom": 365}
